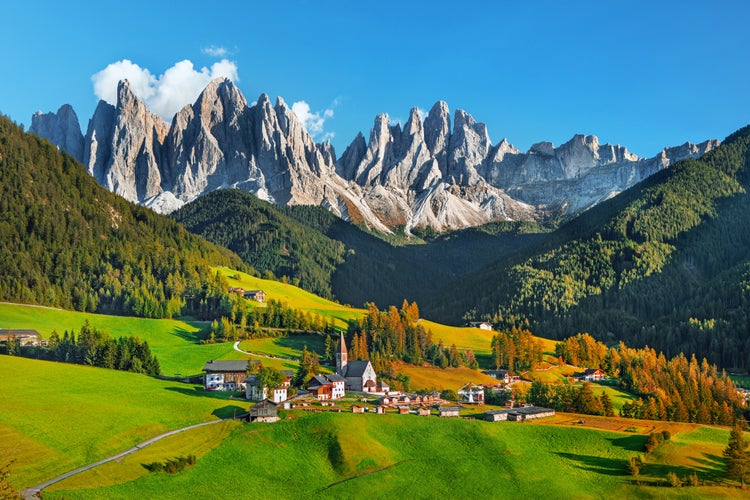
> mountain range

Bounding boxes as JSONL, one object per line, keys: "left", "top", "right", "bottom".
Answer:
{"left": 31, "top": 77, "right": 718, "bottom": 232}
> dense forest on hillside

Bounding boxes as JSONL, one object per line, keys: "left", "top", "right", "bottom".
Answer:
{"left": 173, "top": 189, "right": 548, "bottom": 307}
{"left": 0, "top": 116, "right": 248, "bottom": 318}
{"left": 553, "top": 333, "right": 745, "bottom": 424}
{"left": 433, "top": 125, "right": 750, "bottom": 370}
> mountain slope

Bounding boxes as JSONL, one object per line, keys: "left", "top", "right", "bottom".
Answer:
{"left": 173, "top": 188, "right": 548, "bottom": 308}
{"left": 429, "top": 125, "right": 750, "bottom": 369}
{"left": 32, "top": 79, "right": 717, "bottom": 233}
{"left": 171, "top": 189, "right": 347, "bottom": 299}
{"left": 0, "top": 114, "right": 247, "bottom": 317}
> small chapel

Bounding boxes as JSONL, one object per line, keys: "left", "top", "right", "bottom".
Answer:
{"left": 336, "top": 332, "right": 381, "bottom": 393}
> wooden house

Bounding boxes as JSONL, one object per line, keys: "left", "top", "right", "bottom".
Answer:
{"left": 228, "top": 287, "right": 245, "bottom": 294}
{"left": 202, "top": 360, "right": 249, "bottom": 391}
{"left": 307, "top": 374, "right": 345, "bottom": 400}
{"left": 351, "top": 405, "right": 365, "bottom": 414}
{"left": 0, "top": 329, "right": 43, "bottom": 347}
{"left": 243, "top": 289, "right": 266, "bottom": 303}
{"left": 438, "top": 406, "right": 461, "bottom": 418}
{"left": 484, "top": 409, "right": 511, "bottom": 422}
{"left": 374, "top": 405, "right": 386, "bottom": 414}
{"left": 399, "top": 406, "right": 410, "bottom": 415}
{"left": 418, "top": 407, "right": 431, "bottom": 417}
{"left": 506, "top": 406, "right": 555, "bottom": 422}
{"left": 247, "top": 399, "right": 279, "bottom": 423}
{"left": 579, "top": 368, "right": 606, "bottom": 382}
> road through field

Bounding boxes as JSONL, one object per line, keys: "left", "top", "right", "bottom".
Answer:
{"left": 20, "top": 419, "right": 227, "bottom": 499}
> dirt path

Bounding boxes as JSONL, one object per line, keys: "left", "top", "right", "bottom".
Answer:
{"left": 21, "top": 419, "right": 227, "bottom": 499}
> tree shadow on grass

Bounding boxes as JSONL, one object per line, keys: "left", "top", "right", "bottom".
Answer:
{"left": 164, "top": 385, "right": 246, "bottom": 401}
{"left": 211, "top": 404, "right": 248, "bottom": 419}
{"left": 608, "top": 435, "right": 648, "bottom": 452}
{"left": 170, "top": 326, "right": 204, "bottom": 344}
{"left": 554, "top": 452, "right": 626, "bottom": 476}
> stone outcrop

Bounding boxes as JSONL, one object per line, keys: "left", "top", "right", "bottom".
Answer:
{"left": 30, "top": 104, "right": 85, "bottom": 162}
{"left": 33, "top": 79, "right": 719, "bottom": 233}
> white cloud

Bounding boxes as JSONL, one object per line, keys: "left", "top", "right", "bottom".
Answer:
{"left": 202, "top": 45, "right": 228, "bottom": 57}
{"left": 91, "top": 59, "right": 239, "bottom": 121}
{"left": 292, "top": 100, "right": 335, "bottom": 139}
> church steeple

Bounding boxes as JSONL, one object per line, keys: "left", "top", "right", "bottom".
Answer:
{"left": 336, "top": 332, "right": 348, "bottom": 375}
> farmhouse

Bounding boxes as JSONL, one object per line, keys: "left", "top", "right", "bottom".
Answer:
{"left": 228, "top": 287, "right": 245, "bottom": 294}
{"left": 336, "top": 332, "right": 378, "bottom": 392}
{"left": 202, "top": 360, "right": 249, "bottom": 391}
{"left": 0, "top": 329, "right": 44, "bottom": 347}
{"left": 418, "top": 407, "right": 431, "bottom": 417}
{"left": 458, "top": 383, "right": 485, "bottom": 404}
{"left": 245, "top": 374, "right": 288, "bottom": 403}
{"left": 578, "top": 368, "right": 606, "bottom": 382}
{"left": 247, "top": 399, "right": 279, "bottom": 423}
{"left": 468, "top": 321, "right": 493, "bottom": 331}
{"left": 484, "top": 409, "right": 511, "bottom": 422}
{"left": 351, "top": 405, "right": 365, "bottom": 414}
{"left": 307, "top": 373, "right": 346, "bottom": 400}
{"left": 439, "top": 406, "right": 461, "bottom": 418}
{"left": 243, "top": 289, "right": 266, "bottom": 303}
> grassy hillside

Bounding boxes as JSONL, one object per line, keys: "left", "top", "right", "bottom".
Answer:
{"left": 431, "top": 125, "right": 750, "bottom": 371}
{"left": 45, "top": 412, "right": 742, "bottom": 499}
{"left": 0, "top": 115, "right": 247, "bottom": 318}
{"left": 0, "top": 303, "right": 250, "bottom": 374}
{"left": 0, "top": 356, "right": 240, "bottom": 490}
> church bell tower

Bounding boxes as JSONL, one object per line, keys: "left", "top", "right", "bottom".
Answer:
{"left": 336, "top": 332, "right": 348, "bottom": 375}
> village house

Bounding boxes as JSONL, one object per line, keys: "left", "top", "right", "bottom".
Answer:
{"left": 418, "top": 407, "right": 431, "bottom": 417}
{"left": 243, "top": 289, "right": 266, "bottom": 303}
{"left": 228, "top": 287, "right": 245, "bottom": 294}
{"left": 399, "top": 406, "right": 410, "bottom": 415}
{"left": 244, "top": 374, "right": 288, "bottom": 404}
{"left": 336, "top": 332, "right": 378, "bottom": 392}
{"left": 0, "top": 329, "right": 44, "bottom": 347}
{"left": 374, "top": 405, "right": 386, "bottom": 414}
{"left": 439, "top": 406, "right": 461, "bottom": 418}
{"left": 307, "top": 373, "right": 346, "bottom": 400}
{"left": 458, "top": 383, "right": 485, "bottom": 404}
{"left": 202, "top": 360, "right": 249, "bottom": 391}
{"left": 578, "top": 368, "right": 607, "bottom": 382}
{"left": 468, "top": 321, "right": 493, "bottom": 331}
{"left": 484, "top": 409, "right": 511, "bottom": 422}
{"left": 351, "top": 405, "right": 365, "bottom": 414}
{"left": 247, "top": 399, "right": 279, "bottom": 423}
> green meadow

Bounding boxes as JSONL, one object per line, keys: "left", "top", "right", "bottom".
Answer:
{"left": 0, "top": 303, "right": 244, "bottom": 375}
{"left": 45, "top": 412, "right": 742, "bottom": 499}
{"left": 0, "top": 356, "right": 244, "bottom": 490}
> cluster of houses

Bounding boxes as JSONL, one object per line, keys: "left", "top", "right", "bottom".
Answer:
{"left": 202, "top": 332, "right": 387, "bottom": 403}
{"left": 484, "top": 405, "right": 555, "bottom": 422}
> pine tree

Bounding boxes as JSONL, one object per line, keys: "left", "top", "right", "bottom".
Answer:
{"left": 723, "top": 425, "right": 750, "bottom": 487}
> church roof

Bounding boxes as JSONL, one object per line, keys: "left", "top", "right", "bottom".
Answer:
{"left": 343, "top": 360, "right": 372, "bottom": 377}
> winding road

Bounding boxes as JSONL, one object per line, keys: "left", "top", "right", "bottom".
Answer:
{"left": 233, "top": 341, "right": 298, "bottom": 362}
{"left": 21, "top": 419, "right": 227, "bottom": 499}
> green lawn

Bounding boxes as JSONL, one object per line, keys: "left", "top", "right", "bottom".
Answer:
{"left": 0, "top": 356, "right": 247, "bottom": 490}
{"left": 239, "top": 334, "right": 327, "bottom": 360}
{"left": 0, "top": 303, "right": 243, "bottom": 375}
{"left": 45, "top": 412, "right": 742, "bottom": 499}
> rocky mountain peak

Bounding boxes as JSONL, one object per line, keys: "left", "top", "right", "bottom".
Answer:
{"left": 30, "top": 104, "right": 85, "bottom": 162}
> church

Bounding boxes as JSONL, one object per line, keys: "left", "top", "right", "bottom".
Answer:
{"left": 336, "top": 332, "right": 380, "bottom": 393}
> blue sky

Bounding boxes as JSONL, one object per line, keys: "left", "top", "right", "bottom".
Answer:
{"left": 1, "top": 0, "right": 748, "bottom": 157}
